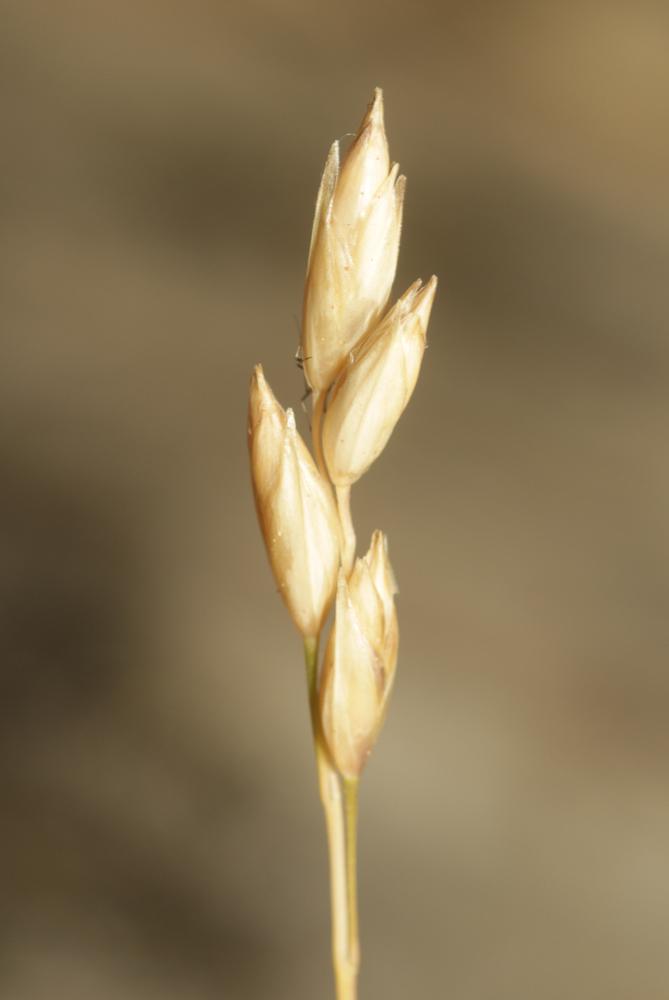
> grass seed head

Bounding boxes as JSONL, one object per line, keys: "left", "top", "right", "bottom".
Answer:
{"left": 302, "top": 88, "right": 405, "bottom": 394}
{"left": 320, "top": 532, "right": 398, "bottom": 779}
{"left": 248, "top": 365, "right": 340, "bottom": 638}
{"left": 322, "top": 275, "right": 437, "bottom": 487}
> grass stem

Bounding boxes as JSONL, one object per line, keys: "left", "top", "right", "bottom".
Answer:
{"left": 304, "top": 638, "right": 359, "bottom": 999}
{"left": 335, "top": 485, "right": 356, "bottom": 575}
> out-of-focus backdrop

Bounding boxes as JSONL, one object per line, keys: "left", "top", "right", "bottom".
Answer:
{"left": 2, "top": 1, "right": 668, "bottom": 997}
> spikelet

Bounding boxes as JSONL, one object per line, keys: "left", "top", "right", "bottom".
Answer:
{"left": 302, "top": 88, "right": 405, "bottom": 393}
{"left": 248, "top": 365, "right": 340, "bottom": 638}
{"left": 320, "top": 532, "right": 398, "bottom": 779}
{"left": 323, "top": 276, "right": 437, "bottom": 488}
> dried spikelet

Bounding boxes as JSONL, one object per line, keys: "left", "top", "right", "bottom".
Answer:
{"left": 320, "top": 532, "right": 398, "bottom": 779}
{"left": 302, "top": 88, "right": 405, "bottom": 393}
{"left": 323, "top": 276, "right": 437, "bottom": 487}
{"left": 248, "top": 365, "right": 340, "bottom": 638}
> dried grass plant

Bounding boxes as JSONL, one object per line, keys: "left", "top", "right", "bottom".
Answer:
{"left": 248, "top": 88, "right": 437, "bottom": 1000}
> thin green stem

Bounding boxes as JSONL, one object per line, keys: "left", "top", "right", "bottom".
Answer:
{"left": 303, "top": 638, "right": 359, "bottom": 1000}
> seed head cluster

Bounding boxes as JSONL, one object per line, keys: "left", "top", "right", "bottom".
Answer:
{"left": 249, "top": 88, "right": 437, "bottom": 778}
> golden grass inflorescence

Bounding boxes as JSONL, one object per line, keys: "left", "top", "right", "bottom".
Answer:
{"left": 248, "top": 87, "right": 437, "bottom": 1000}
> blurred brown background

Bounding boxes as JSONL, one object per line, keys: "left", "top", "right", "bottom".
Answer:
{"left": 2, "top": 1, "right": 668, "bottom": 997}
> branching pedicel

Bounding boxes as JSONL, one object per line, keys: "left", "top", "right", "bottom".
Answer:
{"left": 248, "top": 88, "right": 437, "bottom": 1000}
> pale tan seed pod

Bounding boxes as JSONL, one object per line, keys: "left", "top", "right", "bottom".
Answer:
{"left": 302, "top": 88, "right": 405, "bottom": 393}
{"left": 248, "top": 365, "right": 340, "bottom": 639}
{"left": 320, "top": 532, "right": 399, "bottom": 779}
{"left": 323, "top": 276, "right": 437, "bottom": 488}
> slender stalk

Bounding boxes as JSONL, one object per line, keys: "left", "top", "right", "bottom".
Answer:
{"left": 304, "top": 638, "right": 360, "bottom": 999}
{"left": 336, "top": 485, "right": 356, "bottom": 575}
{"left": 343, "top": 777, "right": 360, "bottom": 975}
